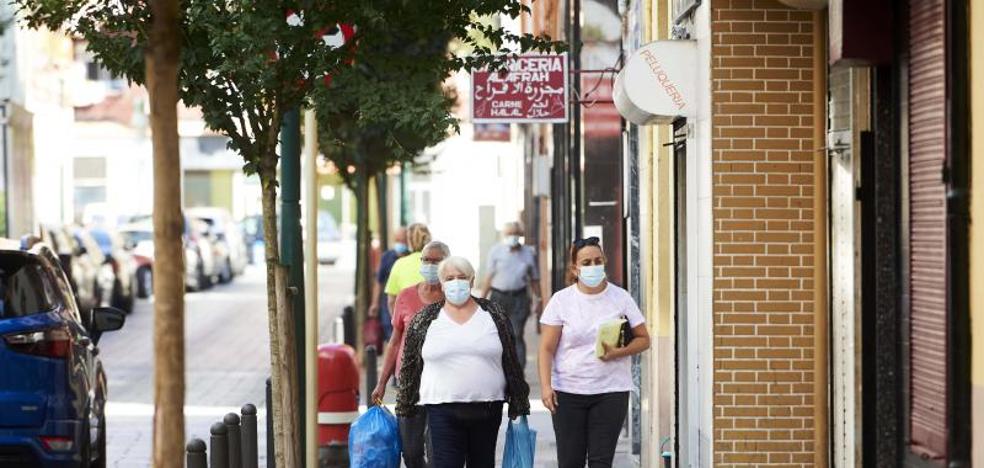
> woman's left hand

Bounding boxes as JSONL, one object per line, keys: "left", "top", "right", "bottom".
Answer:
{"left": 599, "top": 343, "right": 624, "bottom": 362}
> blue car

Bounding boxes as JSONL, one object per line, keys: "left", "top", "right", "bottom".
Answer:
{"left": 0, "top": 239, "right": 125, "bottom": 467}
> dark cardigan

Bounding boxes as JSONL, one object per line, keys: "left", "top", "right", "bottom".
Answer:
{"left": 395, "top": 297, "right": 531, "bottom": 419}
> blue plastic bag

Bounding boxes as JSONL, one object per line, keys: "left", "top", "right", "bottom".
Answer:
{"left": 349, "top": 405, "right": 401, "bottom": 468}
{"left": 502, "top": 416, "right": 536, "bottom": 468}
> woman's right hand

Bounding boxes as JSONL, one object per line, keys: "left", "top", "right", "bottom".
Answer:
{"left": 542, "top": 386, "right": 558, "bottom": 414}
{"left": 371, "top": 382, "right": 386, "bottom": 404}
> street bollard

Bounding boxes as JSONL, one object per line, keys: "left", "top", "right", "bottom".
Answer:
{"left": 342, "top": 306, "right": 356, "bottom": 347}
{"left": 210, "top": 422, "right": 229, "bottom": 468}
{"left": 186, "top": 438, "right": 207, "bottom": 468}
{"left": 241, "top": 404, "right": 259, "bottom": 468}
{"left": 266, "top": 378, "right": 275, "bottom": 468}
{"left": 224, "top": 413, "right": 242, "bottom": 468}
{"left": 365, "top": 345, "right": 378, "bottom": 407}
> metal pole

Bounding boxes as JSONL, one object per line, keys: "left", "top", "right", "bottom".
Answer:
{"left": 224, "top": 413, "right": 242, "bottom": 468}
{"left": 399, "top": 162, "right": 409, "bottom": 226}
{"left": 210, "top": 422, "right": 230, "bottom": 468}
{"left": 280, "top": 107, "right": 306, "bottom": 459}
{"left": 302, "top": 108, "right": 320, "bottom": 468}
{"left": 365, "top": 345, "right": 378, "bottom": 406}
{"left": 377, "top": 171, "right": 389, "bottom": 251}
{"left": 241, "top": 404, "right": 258, "bottom": 468}
{"left": 266, "top": 378, "right": 275, "bottom": 468}
{"left": 186, "top": 439, "right": 207, "bottom": 468}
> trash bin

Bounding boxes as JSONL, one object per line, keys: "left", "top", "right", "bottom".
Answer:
{"left": 317, "top": 343, "right": 360, "bottom": 467}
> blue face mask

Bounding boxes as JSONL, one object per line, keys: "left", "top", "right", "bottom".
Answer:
{"left": 442, "top": 279, "right": 472, "bottom": 305}
{"left": 578, "top": 265, "right": 606, "bottom": 288}
{"left": 393, "top": 242, "right": 409, "bottom": 255}
{"left": 419, "top": 263, "right": 440, "bottom": 284}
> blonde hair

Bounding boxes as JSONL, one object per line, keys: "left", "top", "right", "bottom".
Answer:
{"left": 406, "top": 223, "right": 432, "bottom": 252}
{"left": 437, "top": 256, "right": 476, "bottom": 281}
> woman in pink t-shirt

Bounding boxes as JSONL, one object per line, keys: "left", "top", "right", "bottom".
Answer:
{"left": 371, "top": 240, "right": 448, "bottom": 468}
{"left": 538, "top": 237, "right": 651, "bottom": 468}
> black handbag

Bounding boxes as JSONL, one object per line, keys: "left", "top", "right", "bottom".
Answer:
{"left": 618, "top": 315, "right": 634, "bottom": 347}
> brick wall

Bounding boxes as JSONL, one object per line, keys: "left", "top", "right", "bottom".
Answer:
{"left": 711, "top": 0, "right": 820, "bottom": 466}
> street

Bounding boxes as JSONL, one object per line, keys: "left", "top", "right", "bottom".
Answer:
{"left": 97, "top": 243, "right": 630, "bottom": 467}
{"left": 99, "top": 246, "right": 355, "bottom": 467}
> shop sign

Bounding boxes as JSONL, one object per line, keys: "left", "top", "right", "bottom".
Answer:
{"left": 613, "top": 40, "right": 697, "bottom": 125}
{"left": 472, "top": 54, "right": 569, "bottom": 123}
{"left": 473, "top": 123, "right": 512, "bottom": 142}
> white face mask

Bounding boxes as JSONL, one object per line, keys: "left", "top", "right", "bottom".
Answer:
{"left": 442, "top": 279, "right": 472, "bottom": 305}
{"left": 578, "top": 264, "right": 606, "bottom": 288}
{"left": 504, "top": 235, "right": 521, "bottom": 247}
{"left": 419, "top": 263, "right": 440, "bottom": 284}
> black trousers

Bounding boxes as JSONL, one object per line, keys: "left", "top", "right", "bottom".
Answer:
{"left": 399, "top": 411, "right": 429, "bottom": 468}
{"left": 489, "top": 289, "right": 530, "bottom": 368}
{"left": 425, "top": 402, "right": 503, "bottom": 468}
{"left": 552, "top": 391, "right": 629, "bottom": 468}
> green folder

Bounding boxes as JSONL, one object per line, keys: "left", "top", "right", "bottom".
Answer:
{"left": 595, "top": 318, "right": 627, "bottom": 358}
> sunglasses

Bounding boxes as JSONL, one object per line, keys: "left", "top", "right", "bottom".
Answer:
{"left": 572, "top": 237, "right": 600, "bottom": 250}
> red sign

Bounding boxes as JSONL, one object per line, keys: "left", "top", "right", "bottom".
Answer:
{"left": 472, "top": 54, "right": 569, "bottom": 123}
{"left": 581, "top": 75, "right": 622, "bottom": 138}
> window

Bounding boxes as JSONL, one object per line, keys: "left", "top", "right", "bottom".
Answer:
{"left": 0, "top": 255, "right": 57, "bottom": 318}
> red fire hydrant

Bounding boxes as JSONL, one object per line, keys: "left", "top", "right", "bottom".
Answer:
{"left": 317, "top": 343, "right": 360, "bottom": 467}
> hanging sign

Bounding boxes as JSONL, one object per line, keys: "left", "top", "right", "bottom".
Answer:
{"left": 613, "top": 40, "right": 697, "bottom": 125}
{"left": 472, "top": 54, "right": 569, "bottom": 123}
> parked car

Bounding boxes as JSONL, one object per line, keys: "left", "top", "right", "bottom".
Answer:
{"left": 37, "top": 225, "right": 100, "bottom": 314}
{"left": 0, "top": 238, "right": 125, "bottom": 468}
{"left": 317, "top": 212, "right": 343, "bottom": 265}
{"left": 70, "top": 230, "right": 117, "bottom": 313}
{"left": 187, "top": 207, "right": 248, "bottom": 278}
{"left": 187, "top": 218, "right": 222, "bottom": 286}
{"left": 39, "top": 226, "right": 114, "bottom": 315}
{"left": 86, "top": 228, "right": 138, "bottom": 313}
{"left": 118, "top": 220, "right": 213, "bottom": 293}
{"left": 117, "top": 227, "right": 153, "bottom": 298}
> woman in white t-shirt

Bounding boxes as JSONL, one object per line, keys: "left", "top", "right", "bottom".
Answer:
{"left": 538, "top": 237, "right": 651, "bottom": 468}
{"left": 396, "top": 256, "right": 530, "bottom": 468}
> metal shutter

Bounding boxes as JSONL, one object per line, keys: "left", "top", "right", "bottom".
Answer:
{"left": 907, "top": 0, "right": 948, "bottom": 460}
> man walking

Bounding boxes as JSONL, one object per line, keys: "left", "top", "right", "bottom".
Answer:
{"left": 369, "top": 226, "right": 408, "bottom": 341}
{"left": 479, "top": 221, "right": 542, "bottom": 369}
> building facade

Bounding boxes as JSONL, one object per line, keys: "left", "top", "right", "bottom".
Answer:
{"left": 611, "top": 0, "right": 979, "bottom": 466}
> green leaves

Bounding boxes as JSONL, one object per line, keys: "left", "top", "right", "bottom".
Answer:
{"left": 15, "top": 0, "right": 563, "bottom": 181}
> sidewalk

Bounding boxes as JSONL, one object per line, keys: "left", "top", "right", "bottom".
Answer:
{"left": 376, "top": 312, "right": 634, "bottom": 467}
{"left": 498, "top": 314, "right": 634, "bottom": 467}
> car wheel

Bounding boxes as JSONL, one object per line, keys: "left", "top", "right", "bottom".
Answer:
{"left": 137, "top": 267, "right": 152, "bottom": 298}
{"left": 198, "top": 262, "right": 212, "bottom": 290}
{"left": 219, "top": 259, "right": 233, "bottom": 284}
{"left": 123, "top": 278, "right": 136, "bottom": 313}
{"left": 80, "top": 416, "right": 92, "bottom": 468}
{"left": 90, "top": 412, "right": 107, "bottom": 468}
{"left": 112, "top": 282, "right": 134, "bottom": 314}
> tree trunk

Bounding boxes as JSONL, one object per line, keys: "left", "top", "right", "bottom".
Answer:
{"left": 354, "top": 165, "right": 370, "bottom": 353}
{"left": 376, "top": 171, "right": 389, "bottom": 251}
{"left": 259, "top": 167, "right": 301, "bottom": 468}
{"left": 147, "top": 1, "right": 184, "bottom": 467}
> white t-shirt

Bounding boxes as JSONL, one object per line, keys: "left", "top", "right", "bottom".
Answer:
{"left": 418, "top": 307, "right": 507, "bottom": 405}
{"left": 539, "top": 283, "right": 645, "bottom": 395}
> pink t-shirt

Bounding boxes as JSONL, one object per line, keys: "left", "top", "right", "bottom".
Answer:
{"left": 392, "top": 284, "right": 430, "bottom": 378}
{"left": 539, "top": 283, "right": 645, "bottom": 395}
